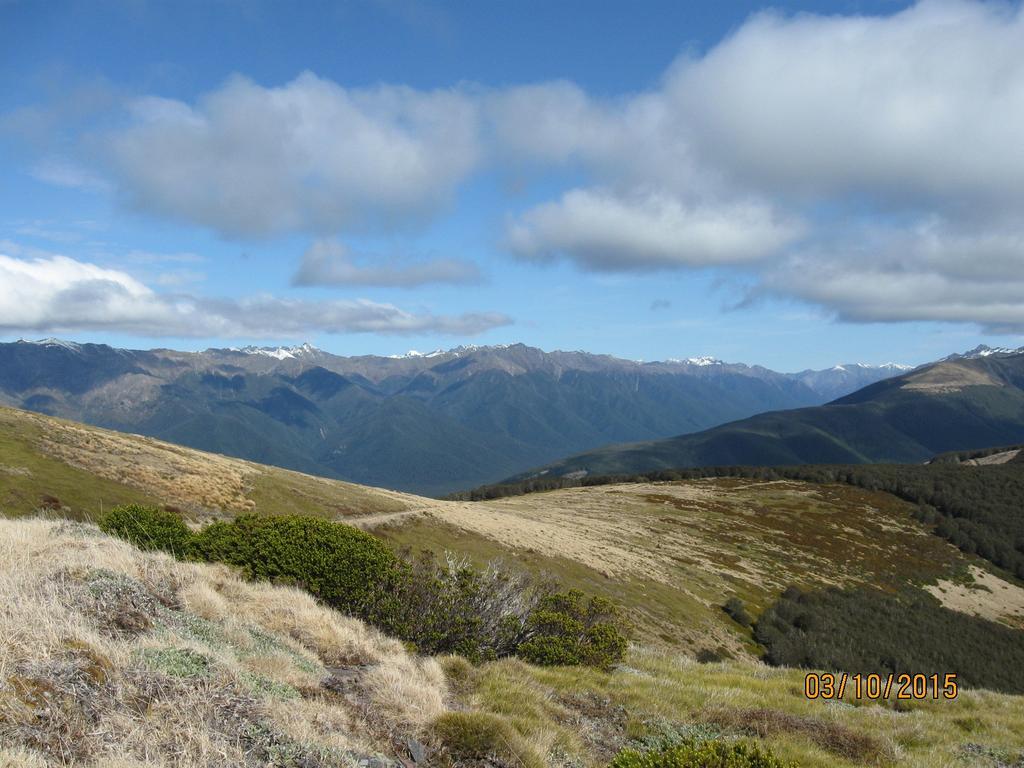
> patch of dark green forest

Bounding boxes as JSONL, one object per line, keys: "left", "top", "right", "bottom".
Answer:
{"left": 754, "top": 585, "right": 1024, "bottom": 695}
{"left": 452, "top": 452, "right": 1024, "bottom": 579}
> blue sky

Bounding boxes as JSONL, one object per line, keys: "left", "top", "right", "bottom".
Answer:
{"left": 1, "top": 0, "right": 1023, "bottom": 371}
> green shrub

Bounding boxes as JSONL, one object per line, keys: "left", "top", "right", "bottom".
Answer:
{"left": 756, "top": 585, "right": 1024, "bottom": 694}
{"left": 516, "top": 589, "right": 628, "bottom": 670}
{"left": 99, "top": 504, "right": 194, "bottom": 556}
{"left": 100, "top": 506, "right": 628, "bottom": 670}
{"left": 190, "top": 515, "right": 403, "bottom": 617}
{"left": 139, "top": 647, "right": 212, "bottom": 678}
{"left": 610, "top": 739, "right": 794, "bottom": 768}
{"left": 723, "top": 597, "right": 753, "bottom": 628}
{"left": 374, "top": 552, "right": 544, "bottom": 662}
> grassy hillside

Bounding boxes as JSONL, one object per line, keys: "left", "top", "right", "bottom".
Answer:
{"left": 4, "top": 406, "right": 1024, "bottom": 766}
{"left": 457, "top": 455, "right": 1024, "bottom": 581}
{"left": 376, "top": 479, "right": 1024, "bottom": 654}
{"left": 0, "top": 406, "right": 420, "bottom": 522}
{"left": 4, "top": 518, "right": 1024, "bottom": 768}
{"left": 4, "top": 405, "right": 1023, "bottom": 656}
{"left": 501, "top": 355, "right": 1024, "bottom": 486}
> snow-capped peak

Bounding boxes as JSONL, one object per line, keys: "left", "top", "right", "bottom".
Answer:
{"left": 388, "top": 344, "right": 515, "bottom": 359}
{"left": 974, "top": 345, "right": 1021, "bottom": 357}
{"left": 833, "top": 362, "right": 912, "bottom": 372}
{"left": 237, "top": 343, "right": 320, "bottom": 360}
{"left": 18, "top": 337, "right": 82, "bottom": 352}
{"left": 666, "top": 355, "right": 723, "bottom": 366}
{"left": 948, "top": 344, "right": 1024, "bottom": 360}
{"left": 388, "top": 349, "right": 446, "bottom": 359}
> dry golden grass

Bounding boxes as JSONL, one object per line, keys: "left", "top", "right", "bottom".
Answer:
{"left": 380, "top": 478, "right": 1005, "bottom": 657}
{"left": 415, "top": 480, "right": 967, "bottom": 594}
{"left": 0, "top": 518, "right": 447, "bottom": 767}
{"left": 900, "top": 360, "right": 1003, "bottom": 392}
{"left": 2, "top": 518, "right": 1023, "bottom": 768}
{"left": 0, "top": 406, "right": 421, "bottom": 519}
{"left": 926, "top": 565, "right": 1024, "bottom": 628}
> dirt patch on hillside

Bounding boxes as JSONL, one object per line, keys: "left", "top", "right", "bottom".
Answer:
{"left": 926, "top": 565, "right": 1024, "bottom": 627}
{"left": 963, "top": 449, "right": 1021, "bottom": 466}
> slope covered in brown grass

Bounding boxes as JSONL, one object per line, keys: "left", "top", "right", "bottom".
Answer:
{"left": 2, "top": 518, "right": 1023, "bottom": 768}
{"left": 377, "top": 479, "right": 1024, "bottom": 655}
{"left": 0, "top": 406, "right": 420, "bottom": 521}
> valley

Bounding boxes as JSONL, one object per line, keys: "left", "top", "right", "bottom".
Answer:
{"left": 0, "top": 339, "right": 911, "bottom": 496}
{"left": 506, "top": 348, "right": 1024, "bottom": 484}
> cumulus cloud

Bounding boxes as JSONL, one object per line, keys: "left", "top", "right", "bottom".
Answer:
{"left": 292, "top": 238, "right": 481, "bottom": 287}
{"left": 758, "top": 221, "right": 1024, "bottom": 332}
{"left": 103, "top": 72, "right": 481, "bottom": 237}
{"left": 494, "top": 0, "right": 1024, "bottom": 326}
{"left": 15, "top": 0, "right": 1024, "bottom": 331}
{"left": 492, "top": 1, "right": 1024, "bottom": 212}
{"left": 666, "top": 0, "right": 1024, "bottom": 208}
{"left": 0, "top": 252, "right": 509, "bottom": 337}
{"left": 507, "top": 188, "right": 802, "bottom": 270}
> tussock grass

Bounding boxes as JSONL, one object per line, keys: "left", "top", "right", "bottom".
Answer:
{"left": 0, "top": 406, "right": 420, "bottom": 521}
{"left": 3, "top": 517, "right": 1024, "bottom": 768}
{"left": 0, "top": 518, "right": 446, "bottom": 766}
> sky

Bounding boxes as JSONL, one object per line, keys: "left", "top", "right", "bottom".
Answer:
{"left": 1, "top": 0, "right": 1023, "bottom": 372}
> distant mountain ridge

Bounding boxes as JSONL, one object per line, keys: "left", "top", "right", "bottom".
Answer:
{"left": 0, "top": 338, "right": 910, "bottom": 495}
{"left": 502, "top": 348, "right": 1024, "bottom": 484}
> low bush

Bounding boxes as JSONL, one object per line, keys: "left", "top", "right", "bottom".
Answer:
{"left": 100, "top": 508, "right": 629, "bottom": 669}
{"left": 610, "top": 739, "right": 794, "bottom": 768}
{"left": 375, "top": 552, "right": 548, "bottom": 662}
{"left": 190, "top": 514, "right": 403, "bottom": 617}
{"left": 98, "top": 504, "right": 194, "bottom": 556}
{"left": 517, "top": 589, "right": 628, "bottom": 670}
{"left": 700, "top": 706, "right": 887, "bottom": 763}
{"left": 723, "top": 597, "right": 753, "bottom": 628}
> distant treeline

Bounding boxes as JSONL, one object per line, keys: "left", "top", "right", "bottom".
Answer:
{"left": 450, "top": 448, "right": 1024, "bottom": 580}
{"left": 756, "top": 585, "right": 1024, "bottom": 695}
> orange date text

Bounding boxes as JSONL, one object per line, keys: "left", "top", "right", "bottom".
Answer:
{"left": 803, "top": 672, "right": 958, "bottom": 701}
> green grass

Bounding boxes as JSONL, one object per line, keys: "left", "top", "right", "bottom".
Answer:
{"left": 454, "top": 647, "right": 1024, "bottom": 768}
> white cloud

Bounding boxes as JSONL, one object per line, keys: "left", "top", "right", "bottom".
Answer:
{"left": 292, "top": 238, "right": 481, "bottom": 287}
{"left": 30, "top": 158, "right": 111, "bottom": 192}
{"left": 103, "top": 72, "right": 481, "bottom": 237}
{"left": 666, "top": 0, "right": 1024, "bottom": 208}
{"left": 507, "top": 188, "right": 802, "bottom": 270}
{"left": 13, "top": 0, "right": 1024, "bottom": 331}
{"left": 492, "top": 1, "right": 1024, "bottom": 212}
{"left": 759, "top": 221, "right": 1024, "bottom": 331}
{"left": 495, "top": 0, "right": 1024, "bottom": 325}
{"left": 0, "top": 252, "right": 510, "bottom": 337}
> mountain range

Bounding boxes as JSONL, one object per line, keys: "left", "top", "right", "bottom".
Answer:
{"left": 504, "top": 345, "right": 1024, "bottom": 484}
{"left": 0, "top": 338, "right": 910, "bottom": 495}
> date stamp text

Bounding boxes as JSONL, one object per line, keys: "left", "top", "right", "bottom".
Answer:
{"left": 804, "top": 672, "right": 958, "bottom": 701}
